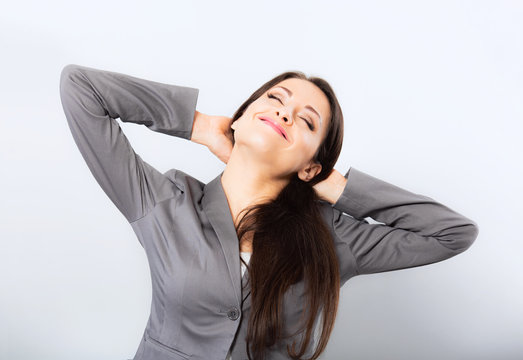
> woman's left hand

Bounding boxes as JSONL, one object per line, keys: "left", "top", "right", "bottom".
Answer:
{"left": 312, "top": 169, "right": 348, "bottom": 204}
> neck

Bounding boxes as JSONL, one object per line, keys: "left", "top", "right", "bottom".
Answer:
{"left": 220, "top": 146, "right": 290, "bottom": 226}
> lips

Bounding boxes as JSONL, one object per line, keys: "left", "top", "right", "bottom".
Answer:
{"left": 259, "top": 116, "right": 288, "bottom": 140}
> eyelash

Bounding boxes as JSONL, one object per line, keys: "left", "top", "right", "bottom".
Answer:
{"left": 267, "top": 92, "right": 315, "bottom": 131}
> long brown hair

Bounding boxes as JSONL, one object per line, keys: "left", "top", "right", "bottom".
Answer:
{"left": 230, "top": 71, "right": 345, "bottom": 360}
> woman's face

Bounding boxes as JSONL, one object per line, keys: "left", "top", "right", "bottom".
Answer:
{"left": 231, "top": 78, "right": 331, "bottom": 181}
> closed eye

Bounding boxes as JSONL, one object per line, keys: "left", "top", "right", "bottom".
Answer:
{"left": 267, "top": 92, "right": 315, "bottom": 131}
{"left": 267, "top": 92, "right": 283, "bottom": 104}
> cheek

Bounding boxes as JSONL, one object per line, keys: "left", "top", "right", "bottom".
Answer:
{"left": 286, "top": 136, "right": 317, "bottom": 165}
{"left": 247, "top": 99, "right": 273, "bottom": 117}
{"left": 299, "top": 133, "right": 320, "bottom": 152}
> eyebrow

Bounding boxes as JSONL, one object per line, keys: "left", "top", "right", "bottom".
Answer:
{"left": 273, "top": 85, "right": 323, "bottom": 127}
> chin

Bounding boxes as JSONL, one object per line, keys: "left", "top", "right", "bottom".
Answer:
{"left": 237, "top": 129, "right": 282, "bottom": 148}
{"left": 237, "top": 138, "right": 285, "bottom": 164}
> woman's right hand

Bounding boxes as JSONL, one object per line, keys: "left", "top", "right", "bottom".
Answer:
{"left": 191, "top": 110, "right": 234, "bottom": 164}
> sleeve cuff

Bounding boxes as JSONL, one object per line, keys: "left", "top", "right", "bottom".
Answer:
{"left": 332, "top": 167, "right": 370, "bottom": 219}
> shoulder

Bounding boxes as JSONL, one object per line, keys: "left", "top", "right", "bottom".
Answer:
{"left": 316, "top": 199, "right": 366, "bottom": 234}
{"left": 317, "top": 200, "right": 345, "bottom": 228}
{"left": 163, "top": 168, "right": 205, "bottom": 196}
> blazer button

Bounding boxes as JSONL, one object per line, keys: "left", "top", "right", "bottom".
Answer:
{"left": 227, "top": 307, "right": 240, "bottom": 320}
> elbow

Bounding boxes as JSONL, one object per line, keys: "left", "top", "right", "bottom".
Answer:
{"left": 61, "top": 64, "right": 80, "bottom": 77}
{"left": 59, "top": 64, "right": 81, "bottom": 94}
{"left": 437, "top": 220, "right": 479, "bottom": 254}
{"left": 457, "top": 221, "right": 479, "bottom": 253}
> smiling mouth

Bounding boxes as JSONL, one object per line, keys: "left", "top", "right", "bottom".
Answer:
{"left": 259, "top": 117, "right": 288, "bottom": 140}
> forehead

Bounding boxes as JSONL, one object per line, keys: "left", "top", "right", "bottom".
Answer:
{"left": 270, "top": 78, "right": 331, "bottom": 126}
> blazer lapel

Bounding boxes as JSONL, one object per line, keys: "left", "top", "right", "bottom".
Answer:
{"left": 202, "top": 171, "right": 243, "bottom": 305}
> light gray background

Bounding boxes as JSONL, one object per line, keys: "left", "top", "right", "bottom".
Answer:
{"left": 1, "top": 1, "right": 521, "bottom": 359}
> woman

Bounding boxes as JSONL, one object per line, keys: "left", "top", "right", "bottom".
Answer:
{"left": 59, "top": 64, "right": 479, "bottom": 360}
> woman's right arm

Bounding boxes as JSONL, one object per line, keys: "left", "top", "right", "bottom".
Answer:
{"left": 59, "top": 64, "right": 201, "bottom": 223}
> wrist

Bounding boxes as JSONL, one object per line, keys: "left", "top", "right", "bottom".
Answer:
{"left": 314, "top": 169, "right": 348, "bottom": 204}
{"left": 331, "top": 173, "right": 347, "bottom": 204}
{"left": 328, "top": 172, "right": 347, "bottom": 204}
{"left": 191, "top": 110, "right": 209, "bottom": 145}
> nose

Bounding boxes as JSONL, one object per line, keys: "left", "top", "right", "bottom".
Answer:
{"left": 276, "top": 110, "right": 293, "bottom": 125}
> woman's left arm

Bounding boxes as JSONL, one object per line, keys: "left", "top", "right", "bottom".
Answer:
{"left": 316, "top": 167, "right": 479, "bottom": 283}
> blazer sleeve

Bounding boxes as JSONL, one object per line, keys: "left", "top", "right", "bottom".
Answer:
{"left": 59, "top": 64, "right": 199, "bottom": 223}
{"left": 330, "top": 167, "right": 479, "bottom": 282}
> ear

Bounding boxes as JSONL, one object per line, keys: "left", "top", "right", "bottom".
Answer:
{"left": 297, "top": 161, "right": 322, "bottom": 182}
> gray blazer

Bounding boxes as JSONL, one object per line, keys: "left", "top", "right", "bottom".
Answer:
{"left": 59, "top": 64, "right": 479, "bottom": 360}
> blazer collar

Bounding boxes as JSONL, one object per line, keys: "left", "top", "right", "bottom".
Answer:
{"left": 202, "top": 171, "right": 251, "bottom": 305}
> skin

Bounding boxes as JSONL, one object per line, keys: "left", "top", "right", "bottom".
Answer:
{"left": 191, "top": 78, "right": 348, "bottom": 252}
